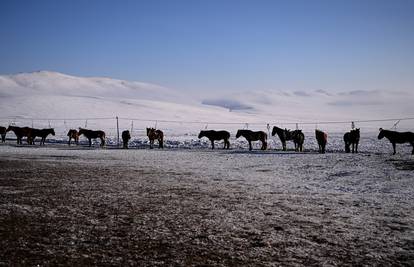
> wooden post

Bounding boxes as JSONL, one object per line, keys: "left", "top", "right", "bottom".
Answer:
{"left": 116, "top": 116, "right": 120, "bottom": 147}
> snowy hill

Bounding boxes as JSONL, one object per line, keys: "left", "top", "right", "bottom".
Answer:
{"left": 0, "top": 71, "right": 413, "bottom": 136}
{"left": 0, "top": 71, "right": 256, "bottom": 121}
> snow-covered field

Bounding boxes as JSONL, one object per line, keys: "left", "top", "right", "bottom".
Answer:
{"left": 0, "top": 141, "right": 413, "bottom": 265}
{"left": 1, "top": 70, "right": 414, "bottom": 265}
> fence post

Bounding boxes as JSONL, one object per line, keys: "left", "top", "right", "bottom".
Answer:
{"left": 116, "top": 116, "right": 120, "bottom": 147}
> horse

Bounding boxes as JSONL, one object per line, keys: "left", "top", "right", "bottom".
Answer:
{"left": 146, "top": 128, "right": 164, "bottom": 149}
{"left": 122, "top": 130, "right": 131, "bottom": 149}
{"left": 0, "top": 126, "right": 6, "bottom": 143}
{"left": 67, "top": 129, "right": 79, "bottom": 146}
{"left": 78, "top": 128, "right": 106, "bottom": 147}
{"left": 272, "top": 126, "right": 291, "bottom": 151}
{"left": 344, "top": 128, "right": 360, "bottom": 153}
{"left": 29, "top": 128, "right": 55, "bottom": 145}
{"left": 6, "top": 126, "right": 32, "bottom": 144}
{"left": 236, "top": 129, "right": 267, "bottom": 151}
{"left": 198, "top": 130, "right": 230, "bottom": 149}
{"left": 378, "top": 128, "right": 414, "bottom": 155}
{"left": 315, "top": 129, "right": 328, "bottom": 154}
{"left": 291, "top": 130, "right": 305, "bottom": 152}
{"left": 272, "top": 126, "right": 304, "bottom": 151}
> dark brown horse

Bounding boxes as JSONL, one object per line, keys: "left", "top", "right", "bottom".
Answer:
{"left": 378, "top": 128, "right": 414, "bottom": 155}
{"left": 6, "top": 126, "right": 32, "bottom": 144}
{"left": 272, "top": 126, "right": 304, "bottom": 151}
{"left": 67, "top": 129, "right": 79, "bottom": 146}
{"left": 0, "top": 126, "right": 6, "bottom": 143}
{"left": 236, "top": 129, "right": 267, "bottom": 151}
{"left": 122, "top": 130, "right": 131, "bottom": 149}
{"left": 29, "top": 128, "right": 55, "bottom": 145}
{"left": 315, "top": 129, "right": 327, "bottom": 154}
{"left": 344, "top": 128, "right": 360, "bottom": 153}
{"left": 291, "top": 130, "right": 305, "bottom": 152}
{"left": 146, "top": 128, "right": 164, "bottom": 149}
{"left": 78, "top": 128, "right": 106, "bottom": 147}
{"left": 198, "top": 130, "right": 230, "bottom": 149}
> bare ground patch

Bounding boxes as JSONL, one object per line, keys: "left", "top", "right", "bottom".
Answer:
{"left": 0, "top": 150, "right": 414, "bottom": 266}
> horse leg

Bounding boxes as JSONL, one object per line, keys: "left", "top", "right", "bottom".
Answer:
{"left": 392, "top": 142, "right": 396, "bottom": 155}
{"left": 211, "top": 140, "right": 214, "bottom": 149}
{"left": 282, "top": 141, "right": 286, "bottom": 151}
{"left": 159, "top": 138, "right": 163, "bottom": 149}
{"left": 227, "top": 140, "right": 230, "bottom": 149}
{"left": 101, "top": 137, "right": 105, "bottom": 147}
{"left": 355, "top": 142, "right": 358, "bottom": 153}
{"left": 88, "top": 138, "right": 92, "bottom": 147}
{"left": 68, "top": 137, "right": 71, "bottom": 146}
{"left": 249, "top": 141, "right": 252, "bottom": 151}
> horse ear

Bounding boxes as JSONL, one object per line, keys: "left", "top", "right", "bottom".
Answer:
{"left": 379, "top": 128, "right": 383, "bottom": 131}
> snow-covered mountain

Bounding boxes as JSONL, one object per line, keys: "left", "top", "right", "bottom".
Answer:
{"left": 0, "top": 71, "right": 413, "bottom": 135}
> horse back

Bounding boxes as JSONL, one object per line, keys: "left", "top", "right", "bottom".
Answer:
{"left": 96, "top": 130, "right": 106, "bottom": 138}
{"left": 217, "top": 130, "right": 230, "bottom": 139}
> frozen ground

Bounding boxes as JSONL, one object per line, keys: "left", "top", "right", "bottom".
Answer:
{"left": 0, "top": 142, "right": 413, "bottom": 266}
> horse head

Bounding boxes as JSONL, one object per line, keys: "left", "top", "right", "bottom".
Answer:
{"left": 198, "top": 130, "right": 205, "bottom": 139}
{"left": 236, "top": 130, "right": 242, "bottom": 138}
{"left": 271, "top": 127, "right": 278, "bottom": 136}
{"left": 378, "top": 128, "right": 385, "bottom": 139}
{"left": 50, "top": 128, "right": 56, "bottom": 136}
{"left": 78, "top": 128, "right": 86, "bottom": 135}
{"left": 6, "top": 125, "right": 14, "bottom": 132}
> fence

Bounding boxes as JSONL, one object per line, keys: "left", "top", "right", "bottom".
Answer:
{"left": 1, "top": 115, "right": 414, "bottom": 149}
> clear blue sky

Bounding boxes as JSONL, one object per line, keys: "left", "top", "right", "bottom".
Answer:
{"left": 1, "top": 0, "right": 413, "bottom": 93}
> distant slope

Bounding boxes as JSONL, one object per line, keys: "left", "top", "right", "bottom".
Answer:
{"left": 0, "top": 71, "right": 262, "bottom": 133}
{"left": 0, "top": 71, "right": 413, "bottom": 134}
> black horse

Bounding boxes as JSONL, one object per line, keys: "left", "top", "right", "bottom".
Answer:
{"left": 291, "top": 130, "right": 305, "bottom": 152}
{"left": 198, "top": 130, "right": 230, "bottom": 149}
{"left": 236, "top": 129, "right": 267, "bottom": 151}
{"left": 378, "top": 128, "right": 414, "bottom": 155}
{"left": 29, "top": 128, "right": 55, "bottom": 145}
{"left": 122, "top": 130, "right": 131, "bottom": 149}
{"left": 78, "top": 128, "right": 106, "bottom": 147}
{"left": 272, "top": 126, "right": 289, "bottom": 151}
{"left": 6, "top": 126, "right": 32, "bottom": 144}
{"left": 344, "top": 128, "right": 360, "bottom": 153}
{"left": 315, "top": 129, "right": 327, "bottom": 154}
{"left": 272, "top": 126, "right": 304, "bottom": 151}
{"left": 0, "top": 126, "right": 6, "bottom": 143}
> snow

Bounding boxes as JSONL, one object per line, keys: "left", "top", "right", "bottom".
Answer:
{"left": 0, "top": 144, "right": 413, "bottom": 265}
{"left": 1, "top": 71, "right": 413, "bottom": 137}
